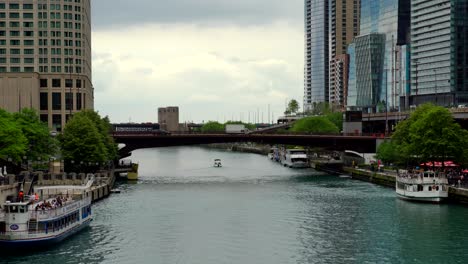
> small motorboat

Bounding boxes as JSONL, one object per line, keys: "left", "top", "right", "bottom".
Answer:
{"left": 214, "top": 159, "right": 222, "bottom": 167}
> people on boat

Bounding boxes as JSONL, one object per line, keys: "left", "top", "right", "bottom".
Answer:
{"left": 18, "top": 189, "right": 24, "bottom": 202}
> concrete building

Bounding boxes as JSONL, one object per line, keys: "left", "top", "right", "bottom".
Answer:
{"left": 158, "top": 106, "right": 179, "bottom": 132}
{"left": 0, "top": 0, "right": 93, "bottom": 131}
{"left": 329, "top": 0, "right": 360, "bottom": 109}
{"left": 411, "top": 0, "right": 468, "bottom": 107}
{"left": 304, "top": 0, "right": 329, "bottom": 111}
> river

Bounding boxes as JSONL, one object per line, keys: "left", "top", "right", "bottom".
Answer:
{"left": 4, "top": 146, "right": 468, "bottom": 263}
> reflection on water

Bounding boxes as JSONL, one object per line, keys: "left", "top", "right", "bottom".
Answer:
{"left": 3, "top": 147, "right": 468, "bottom": 264}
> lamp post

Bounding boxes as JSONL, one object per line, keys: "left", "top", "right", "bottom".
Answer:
{"left": 433, "top": 69, "right": 438, "bottom": 105}
{"left": 68, "top": 57, "right": 73, "bottom": 119}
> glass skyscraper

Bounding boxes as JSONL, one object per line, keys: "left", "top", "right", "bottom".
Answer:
{"left": 349, "top": 0, "right": 410, "bottom": 111}
{"left": 304, "top": 0, "right": 329, "bottom": 111}
{"left": 411, "top": 0, "right": 468, "bottom": 106}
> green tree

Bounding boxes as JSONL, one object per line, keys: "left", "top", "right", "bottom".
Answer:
{"left": 0, "top": 109, "right": 28, "bottom": 162}
{"left": 376, "top": 141, "right": 399, "bottom": 164}
{"left": 290, "top": 116, "right": 339, "bottom": 134}
{"left": 60, "top": 113, "right": 107, "bottom": 165}
{"left": 12, "top": 108, "right": 57, "bottom": 161}
{"left": 408, "top": 106, "right": 468, "bottom": 164}
{"left": 72, "top": 110, "right": 118, "bottom": 161}
{"left": 201, "top": 121, "right": 224, "bottom": 132}
{"left": 286, "top": 99, "right": 300, "bottom": 115}
{"left": 325, "top": 112, "right": 343, "bottom": 131}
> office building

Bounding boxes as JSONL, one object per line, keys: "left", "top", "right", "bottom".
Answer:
{"left": 304, "top": 0, "right": 329, "bottom": 111}
{"left": 348, "top": 0, "right": 410, "bottom": 111}
{"left": 329, "top": 0, "right": 360, "bottom": 109}
{"left": 0, "top": 0, "right": 93, "bottom": 131}
{"left": 158, "top": 106, "right": 179, "bottom": 132}
{"left": 411, "top": 0, "right": 468, "bottom": 106}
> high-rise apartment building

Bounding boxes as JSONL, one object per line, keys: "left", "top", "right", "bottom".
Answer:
{"left": 347, "top": 0, "right": 410, "bottom": 112}
{"left": 411, "top": 0, "right": 468, "bottom": 106}
{"left": 0, "top": 0, "right": 93, "bottom": 131}
{"left": 329, "top": 0, "right": 360, "bottom": 109}
{"left": 304, "top": 0, "right": 329, "bottom": 111}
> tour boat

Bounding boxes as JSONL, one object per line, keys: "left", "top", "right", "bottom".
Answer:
{"left": 0, "top": 176, "right": 94, "bottom": 249}
{"left": 214, "top": 159, "right": 222, "bottom": 168}
{"left": 280, "top": 149, "right": 310, "bottom": 168}
{"left": 267, "top": 147, "right": 277, "bottom": 160}
{"left": 395, "top": 170, "right": 448, "bottom": 203}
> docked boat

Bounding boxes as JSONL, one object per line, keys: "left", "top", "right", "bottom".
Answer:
{"left": 396, "top": 170, "right": 448, "bottom": 203}
{"left": 281, "top": 149, "right": 310, "bottom": 168}
{"left": 214, "top": 159, "right": 222, "bottom": 168}
{"left": 267, "top": 147, "right": 277, "bottom": 160}
{"left": 0, "top": 176, "right": 94, "bottom": 249}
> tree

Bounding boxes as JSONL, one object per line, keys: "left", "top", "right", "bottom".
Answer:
{"left": 12, "top": 108, "right": 57, "bottom": 161}
{"left": 286, "top": 99, "right": 300, "bottom": 115}
{"left": 376, "top": 141, "right": 399, "bottom": 164}
{"left": 290, "top": 116, "right": 339, "bottom": 134}
{"left": 0, "top": 109, "right": 27, "bottom": 162}
{"left": 60, "top": 113, "right": 108, "bottom": 165}
{"left": 408, "top": 106, "right": 468, "bottom": 164}
{"left": 201, "top": 121, "right": 224, "bottom": 132}
{"left": 325, "top": 112, "right": 343, "bottom": 131}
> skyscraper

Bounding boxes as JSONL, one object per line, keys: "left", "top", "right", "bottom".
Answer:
{"left": 411, "top": 0, "right": 468, "bottom": 106}
{"left": 348, "top": 0, "right": 410, "bottom": 112}
{"left": 0, "top": 0, "right": 93, "bottom": 131}
{"left": 304, "top": 0, "right": 329, "bottom": 111}
{"left": 329, "top": 0, "right": 360, "bottom": 109}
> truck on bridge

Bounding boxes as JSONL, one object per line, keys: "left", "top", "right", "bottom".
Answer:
{"left": 225, "top": 124, "right": 247, "bottom": 134}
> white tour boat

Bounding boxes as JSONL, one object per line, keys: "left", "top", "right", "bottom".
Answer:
{"left": 214, "top": 159, "right": 222, "bottom": 168}
{"left": 281, "top": 149, "right": 310, "bottom": 168}
{"left": 0, "top": 176, "right": 94, "bottom": 249}
{"left": 396, "top": 170, "right": 448, "bottom": 203}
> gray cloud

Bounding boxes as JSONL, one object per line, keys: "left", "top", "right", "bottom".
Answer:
{"left": 92, "top": 0, "right": 302, "bottom": 29}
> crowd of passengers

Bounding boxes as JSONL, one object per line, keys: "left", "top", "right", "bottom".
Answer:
{"left": 34, "top": 195, "right": 71, "bottom": 211}
{"left": 397, "top": 167, "right": 468, "bottom": 186}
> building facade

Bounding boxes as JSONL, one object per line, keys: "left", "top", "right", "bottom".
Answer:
{"left": 329, "top": 0, "right": 360, "bottom": 109}
{"left": 158, "top": 106, "right": 179, "bottom": 132}
{"left": 410, "top": 0, "right": 468, "bottom": 106}
{"left": 304, "top": 0, "right": 329, "bottom": 111}
{"left": 0, "top": 0, "right": 93, "bottom": 131}
{"left": 349, "top": 0, "right": 410, "bottom": 111}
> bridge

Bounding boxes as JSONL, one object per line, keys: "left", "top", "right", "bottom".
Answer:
{"left": 112, "top": 133, "right": 382, "bottom": 158}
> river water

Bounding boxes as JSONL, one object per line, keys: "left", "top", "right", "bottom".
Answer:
{"left": 4, "top": 146, "right": 468, "bottom": 263}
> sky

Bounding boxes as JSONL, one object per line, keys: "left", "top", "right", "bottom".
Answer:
{"left": 91, "top": 0, "right": 304, "bottom": 124}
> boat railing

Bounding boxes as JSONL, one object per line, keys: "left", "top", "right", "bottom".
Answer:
{"left": 397, "top": 174, "right": 448, "bottom": 184}
{"left": 29, "top": 199, "right": 84, "bottom": 220}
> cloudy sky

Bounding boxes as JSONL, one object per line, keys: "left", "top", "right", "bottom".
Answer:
{"left": 91, "top": 0, "right": 304, "bottom": 123}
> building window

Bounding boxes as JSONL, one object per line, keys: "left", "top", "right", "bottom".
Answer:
{"left": 40, "top": 79, "right": 48, "bottom": 88}
{"left": 65, "top": 93, "right": 73, "bottom": 110}
{"left": 52, "top": 79, "right": 61, "bottom": 87}
{"left": 76, "top": 79, "right": 82, "bottom": 88}
{"left": 40, "top": 93, "right": 48, "bottom": 110}
{"left": 76, "top": 93, "right": 82, "bottom": 110}
{"left": 65, "top": 79, "right": 72, "bottom": 88}
{"left": 40, "top": 114, "right": 48, "bottom": 124}
{"left": 52, "top": 93, "right": 61, "bottom": 110}
{"left": 52, "top": 114, "right": 62, "bottom": 132}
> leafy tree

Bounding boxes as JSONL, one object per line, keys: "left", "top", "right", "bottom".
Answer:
{"left": 306, "top": 102, "right": 334, "bottom": 116}
{"left": 325, "top": 112, "right": 343, "bottom": 131}
{"left": 60, "top": 113, "right": 107, "bottom": 165}
{"left": 72, "top": 110, "right": 118, "bottom": 161}
{"left": 201, "top": 121, "right": 224, "bottom": 132}
{"left": 0, "top": 109, "right": 27, "bottom": 162}
{"left": 286, "top": 99, "right": 300, "bottom": 115}
{"left": 12, "top": 108, "right": 57, "bottom": 161}
{"left": 408, "top": 106, "right": 468, "bottom": 164}
{"left": 290, "top": 116, "right": 339, "bottom": 134}
{"left": 376, "top": 141, "right": 399, "bottom": 164}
